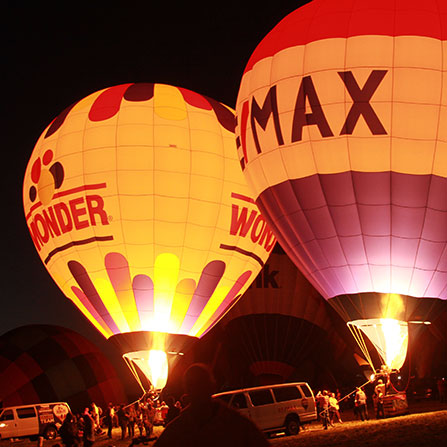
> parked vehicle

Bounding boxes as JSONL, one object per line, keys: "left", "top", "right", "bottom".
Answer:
{"left": 213, "top": 382, "right": 316, "bottom": 436}
{"left": 0, "top": 402, "right": 70, "bottom": 440}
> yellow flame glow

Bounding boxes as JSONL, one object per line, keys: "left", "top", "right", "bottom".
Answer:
{"left": 380, "top": 318, "right": 408, "bottom": 370}
{"left": 122, "top": 333, "right": 169, "bottom": 390}
{"left": 123, "top": 348, "right": 169, "bottom": 391}
{"left": 147, "top": 350, "right": 169, "bottom": 390}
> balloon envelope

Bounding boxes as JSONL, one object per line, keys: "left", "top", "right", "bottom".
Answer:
{"left": 23, "top": 83, "right": 275, "bottom": 386}
{"left": 236, "top": 0, "right": 447, "bottom": 369}
{"left": 219, "top": 248, "right": 356, "bottom": 385}
{"left": 0, "top": 325, "right": 127, "bottom": 412}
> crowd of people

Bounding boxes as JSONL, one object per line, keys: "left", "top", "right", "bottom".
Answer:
{"left": 58, "top": 404, "right": 99, "bottom": 447}
{"left": 58, "top": 364, "right": 270, "bottom": 447}
{"left": 55, "top": 364, "right": 446, "bottom": 446}
{"left": 315, "top": 389, "right": 343, "bottom": 429}
{"left": 314, "top": 377, "right": 394, "bottom": 430}
{"left": 58, "top": 395, "right": 185, "bottom": 447}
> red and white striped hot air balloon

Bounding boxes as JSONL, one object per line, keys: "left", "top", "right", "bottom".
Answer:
{"left": 236, "top": 0, "right": 447, "bottom": 373}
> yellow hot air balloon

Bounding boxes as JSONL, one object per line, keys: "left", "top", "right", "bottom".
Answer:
{"left": 23, "top": 83, "right": 276, "bottom": 390}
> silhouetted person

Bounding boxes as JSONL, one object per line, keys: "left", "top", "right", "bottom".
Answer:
{"left": 59, "top": 413, "right": 80, "bottom": 447}
{"left": 154, "top": 363, "right": 270, "bottom": 447}
{"left": 117, "top": 404, "right": 129, "bottom": 440}
{"left": 375, "top": 379, "right": 386, "bottom": 419}
{"left": 164, "top": 396, "right": 180, "bottom": 426}
{"left": 82, "top": 408, "right": 95, "bottom": 447}
{"left": 316, "top": 390, "right": 330, "bottom": 429}
{"left": 104, "top": 403, "right": 114, "bottom": 439}
{"left": 355, "top": 387, "right": 369, "bottom": 421}
{"left": 128, "top": 403, "right": 137, "bottom": 438}
{"left": 437, "top": 378, "right": 447, "bottom": 403}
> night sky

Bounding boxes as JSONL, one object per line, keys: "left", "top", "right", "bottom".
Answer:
{"left": 2, "top": 2, "right": 310, "bottom": 348}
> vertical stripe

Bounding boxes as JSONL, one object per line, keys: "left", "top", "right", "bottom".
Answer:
{"left": 169, "top": 278, "right": 196, "bottom": 333}
{"left": 71, "top": 286, "right": 113, "bottom": 338}
{"left": 197, "top": 270, "right": 252, "bottom": 337}
{"left": 94, "top": 278, "right": 131, "bottom": 333}
{"left": 153, "top": 253, "right": 180, "bottom": 332}
{"left": 104, "top": 253, "right": 141, "bottom": 331}
{"left": 133, "top": 274, "right": 154, "bottom": 331}
{"left": 68, "top": 260, "right": 120, "bottom": 334}
{"left": 180, "top": 260, "right": 226, "bottom": 334}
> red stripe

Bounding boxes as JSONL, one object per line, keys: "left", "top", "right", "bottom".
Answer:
{"left": 231, "top": 192, "right": 255, "bottom": 204}
{"left": 179, "top": 87, "right": 212, "bottom": 110}
{"left": 25, "top": 201, "right": 43, "bottom": 220}
{"left": 52, "top": 182, "right": 107, "bottom": 199}
{"left": 245, "top": 0, "right": 447, "bottom": 73}
{"left": 240, "top": 101, "right": 249, "bottom": 164}
{"left": 25, "top": 183, "right": 107, "bottom": 220}
{"left": 88, "top": 84, "right": 132, "bottom": 121}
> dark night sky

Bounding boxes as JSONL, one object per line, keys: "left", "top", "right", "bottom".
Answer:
{"left": 2, "top": 2, "right": 310, "bottom": 348}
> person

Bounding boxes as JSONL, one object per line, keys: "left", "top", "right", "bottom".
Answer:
{"left": 142, "top": 399, "right": 155, "bottom": 436}
{"left": 104, "top": 403, "right": 114, "bottom": 439}
{"left": 135, "top": 402, "right": 144, "bottom": 437}
{"left": 160, "top": 401, "right": 169, "bottom": 423}
{"left": 379, "top": 365, "right": 391, "bottom": 391}
{"left": 90, "top": 403, "right": 102, "bottom": 435}
{"left": 375, "top": 379, "right": 386, "bottom": 419}
{"left": 154, "top": 363, "right": 270, "bottom": 447}
{"left": 82, "top": 408, "right": 95, "bottom": 447}
{"left": 437, "top": 378, "right": 447, "bottom": 403}
{"left": 59, "top": 413, "right": 80, "bottom": 447}
{"left": 316, "top": 390, "right": 330, "bottom": 429}
{"left": 128, "top": 402, "right": 137, "bottom": 438}
{"left": 164, "top": 396, "right": 181, "bottom": 426}
{"left": 117, "top": 404, "right": 129, "bottom": 440}
{"left": 315, "top": 391, "right": 322, "bottom": 421}
{"left": 354, "top": 387, "right": 368, "bottom": 421}
{"left": 154, "top": 401, "right": 164, "bottom": 425}
{"left": 329, "top": 392, "right": 343, "bottom": 424}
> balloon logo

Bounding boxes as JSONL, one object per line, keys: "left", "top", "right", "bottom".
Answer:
{"left": 24, "top": 83, "right": 275, "bottom": 389}
{"left": 236, "top": 0, "right": 447, "bottom": 372}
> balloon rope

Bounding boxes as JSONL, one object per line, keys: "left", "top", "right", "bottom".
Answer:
{"left": 347, "top": 323, "right": 376, "bottom": 371}
{"left": 123, "top": 355, "right": 147, "bottom": 393}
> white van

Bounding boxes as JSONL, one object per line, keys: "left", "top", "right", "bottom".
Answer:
{"left": 213, "top": 382, "right": 316, "bottom": 436}
{"left": 0, "top": 402, "right": 70, "bottom": 440}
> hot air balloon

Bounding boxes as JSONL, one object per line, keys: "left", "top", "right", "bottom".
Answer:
{"left": 218, "top": 246, "right": 357, "bottom": 387}
{"left": 236, "top": 0, "right": 447, "bottom": 375}
{"left": 23, "top": 83, "right": 276, "bottom": 391}
{"left": 0, "top": 325, "right": 128, "bottom": 413}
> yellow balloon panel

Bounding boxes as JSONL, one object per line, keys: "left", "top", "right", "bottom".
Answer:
{"left": 23, "top": 83, "right": 275, "bottom": 339}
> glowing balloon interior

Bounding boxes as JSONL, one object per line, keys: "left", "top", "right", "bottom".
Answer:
{"left": 123, "top": 350, "right": 169, "bottom": 391}
{"left": 348, "top": 319, "right": 408, "bottom": 371}
{"left": 24, "top": 83, "right": 275, "bottom": 389}
{"left": 236, "top": 0, "right": 447, "bottom": 371}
